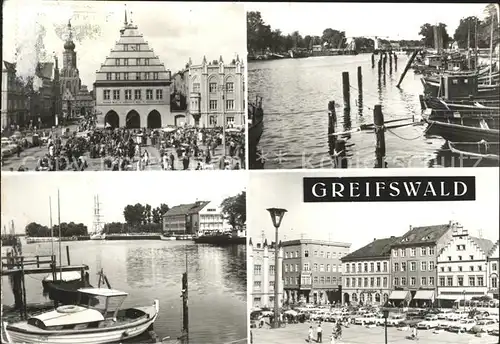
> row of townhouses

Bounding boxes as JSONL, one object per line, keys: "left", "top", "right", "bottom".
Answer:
{"left": 249, "top": 221, "right": 499, "bottom": 309}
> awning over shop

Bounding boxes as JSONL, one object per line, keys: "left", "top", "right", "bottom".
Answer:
{"left": 436, "top": 295, "right": 459, "bottom": 301}
{"left": 414, "top": 290, "right": 435, "bottom": 300}
{"left": 389, "top": 290, "right": 411, "bottom": 300}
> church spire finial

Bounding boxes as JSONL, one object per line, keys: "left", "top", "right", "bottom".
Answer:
{"left": 124, "top": 5, "right": 128, "bottom": 25}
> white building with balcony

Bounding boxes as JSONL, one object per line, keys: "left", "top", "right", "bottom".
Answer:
{"left": 94, "top": 12, "right": 172, "bottom": 129}
{"left": 197, "top": 201, "right": 230, "bottom": 237}
{"left": 248, "top": 239, "right": 284, "bottom": 309}
{"left": 436, "top": 225, "right": 495, "bottom": 306}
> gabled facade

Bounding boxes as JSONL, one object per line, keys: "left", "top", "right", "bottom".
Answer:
{"left": 162, "top": 201, "right": 209, "bottom": 235}
{"left": 249, "top": 238, "right": 284, "bottom": 308}
{"left": 95, "top": 12, "right": 172, "bottom": 129}
{"left": 437, "top": 225, "right": 494, "bottom": 306}
{"left": 341, "top": 236, "right": 399, "bottom": 306}
{"left": 488, "top": 240, "right": 499, "bottom": 299}
{"left": 389, "top": 222, "right": 454, "bottom": 307}
{"left": 1, "top": 61, "right": 29, "bottom": 128}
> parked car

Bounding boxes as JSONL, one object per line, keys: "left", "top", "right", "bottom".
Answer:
{"left": 448, "top": 319, "right": 476, "bottom": 333}
{"left": 354, "top": 313, "right": 375, "bottom": 325}
{"left": 417, "top": 315, "right": 439, "bottom": 330}
{"left": 490, "top": 329, "right": 499, "bottom": 336}
{"left": 470, "top": 319, "right": 497, "bottom": 334}
{"left": 386, "top": 314, "right": 406, "bottom": 327}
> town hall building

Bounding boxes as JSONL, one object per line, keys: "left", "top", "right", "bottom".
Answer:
{"left": 94, "top": 12, "right": 172, "bottom": 129}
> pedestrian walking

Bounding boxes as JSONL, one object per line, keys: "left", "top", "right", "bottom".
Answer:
{"left": 317, "top": 323, "right": 323, "bottom": 343}
{"left": 308, "top": 326, "right": 313, "bottom": 343}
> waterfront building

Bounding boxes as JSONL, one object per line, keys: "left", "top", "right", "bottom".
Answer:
{"left": 162, "top": 201, "right": 228, "bottom": 236}
{"left": 186, "top": 55, "right": 245, "bottom": 128}
{"left": 436, "top": 225, "right": 495, "bottom": 307}
{"left": 389, "top": 222, "right": 455, "bottom": 307}
{"left": 282, "top": 239, "right": 351, "bottom": 305}
{"left": 60, "top": 21, "right": 94, "bottom": 119}
{"left": 487, "top": 240, "right": 499, "bottom": 300}
{"left": 1, "top": 61, "right": 28, "bottom": 128}
{"left": 248, "top": 238, "right": 284, "bottom": 308}
{"left": 94, "top": 14, "right": 172, "bottom": 129}
{"left": 341, "top": 236, "right": 399, "bottom": 306}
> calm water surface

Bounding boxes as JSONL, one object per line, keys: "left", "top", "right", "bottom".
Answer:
{"left": 249, "top": 54, "right": 497, "bottom": 168}
{"left": 1, "top": 240, "right": 247, "bottom": 344}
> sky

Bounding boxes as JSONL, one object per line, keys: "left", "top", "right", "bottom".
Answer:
{"left": 248, "top": 169, "right": 499, "bottom": 251}
{"left": 1, "top": 171, "right": 246, "bottom": 234}
{"left": 246, "top": 3, "right": 491, "bottom": 40}
{"left": 2, "top": 0, "right": 246, "bottom": 90}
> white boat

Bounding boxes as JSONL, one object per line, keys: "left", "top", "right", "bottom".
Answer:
{"left": 4, "top": 288, "right": 159, "bottom": 344}
{"left": 160, "top": 235, "right": 177, "bottom": 241}
{"left": 26, "top": 237, "right": 60, "bottom": 244}
{"left": 90, "top": 233, "right": 106, "bottom": 240}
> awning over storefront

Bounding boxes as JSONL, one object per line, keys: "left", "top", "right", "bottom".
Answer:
{"left": 436, "top": 295, "right": 459, "bottom": 301}
{"left": 389, "top": 290, "right": 411, "bottom": 300}
{"left": 414, "top": 290, "right": 435, "bottom": 300}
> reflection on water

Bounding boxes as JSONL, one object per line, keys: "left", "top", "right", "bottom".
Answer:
{"left": 249, "top": 54, "right": 497, "bottom": 168}
{"left": 1, "top": 240, "right": 247, "bottom": 344}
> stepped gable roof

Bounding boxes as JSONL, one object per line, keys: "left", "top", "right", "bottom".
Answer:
{"left": 164, "top": 201, "right": 209, "bottom": 217}
{"left": 469, "top": 236, "right": 495, "bottom": 256}
{"left": 488, "top": 240, "right": 499, "bottom": 257}
{"left": 341, "top": 237, "right": 400, "bottom": 261}
{"left": 392, "top": 223, "right": 451, "bottom": 247}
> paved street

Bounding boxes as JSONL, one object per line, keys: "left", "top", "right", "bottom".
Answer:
{"left": 250, "top": 323, "right": 499, "bottom": 344}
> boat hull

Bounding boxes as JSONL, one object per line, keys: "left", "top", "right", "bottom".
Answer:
{"left": 448, "top": 141, "right": 499, "bottom": 161}
{"left": 194, "top": 235, "right": 246, "bottom": 245}
{"left": 425, "top": 119, "right": 500, "bottom": 143}
{"left": 5, "top": 301, "right": 159, "bottom": 344}
{"left": 42, "top": 280, "right": 93, "bottom": 305}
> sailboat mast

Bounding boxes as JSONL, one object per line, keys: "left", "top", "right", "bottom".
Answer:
{"left": 49, "top": 196, "right": 54, "bottom": 256}
{"left": 58, "top": 190, "right": 62, "bottom": 277}
{"left": 468, "top": 21, "right": 471, "bottom": 69}
{"left": 475, "top": 18, "right": 478, "bottom": 70}
{"left": 489, "top": 15, "right": 494, "bottom": 85}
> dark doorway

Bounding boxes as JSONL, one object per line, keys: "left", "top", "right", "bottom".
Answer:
{"left": 174, "top": 115, "right": 185, "bottom": 127}
{"left": 147, "top": 110, "right": 162, "bottom": 128}
{"left": 81, "top": 107, "right": 86, "bottom": 117}
{"left": 105, "top": 110, "right": 119, "bottom": 128}
{"left": 126, "top": 110, "right": 140, "bottom": 129}
{"left": 344, "top": 293, "right": 350, "bottom": 304}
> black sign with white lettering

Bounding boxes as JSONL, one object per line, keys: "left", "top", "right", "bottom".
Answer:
{"left": 303, "top": 177, "right": 476, "bottom": 202}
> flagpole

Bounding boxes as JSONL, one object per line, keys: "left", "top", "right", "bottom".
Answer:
{"left": 58, "top": 190, "right": 62, "bottom": 278}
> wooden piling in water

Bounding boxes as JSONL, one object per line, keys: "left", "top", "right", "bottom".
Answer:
{"left": 66, "top": 245, "right": 70, "bottom": 266}
{"left": 357, "top": 66, "right": 363, "bottom": 94}
{"left": 389, "top": 53, "right": 393, "bottom": 74}
{"left": 397, "top": 50, "right": 419, "bottom": 87}
{"left": 378, "top": 59, "right": 382, "bottom": 77}
{"left": 328, "top": 101, "right": 336, "bottom": 156}
{"left": 182, "top": 271, "right": 189, "bottom": 340}
{"left": 342, "top": 72, "right": 350, "bottom": 111}
{"left": 21, "top": 257, "right": 27, "bottom": 319}
{"left": 373, "top": 105, "right": 386, "bottom": 168}
{"left": 334, "top": 140, "right": 348, "bottom": 169}
{"left": 394, "top": 53, "right": 398, "bottom": 71}
{"left": 371, "top": 54, "right": 375, "bottom": 68}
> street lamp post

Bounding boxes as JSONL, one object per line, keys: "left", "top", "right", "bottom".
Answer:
{"left": 267, "top": 207, "right": 287, "bottom": 329}
{"left": 382, "top": 308, "right": 389, "bottom": 344}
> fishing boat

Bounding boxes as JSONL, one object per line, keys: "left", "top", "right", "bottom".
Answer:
{"left": 448, "top": 141, "right": 499, "bottom": 161}
{"left": 3, "top": 288, "right": 159, "bottom": 344}
{"left": 42, "top": 271, "right": 93, "bottom": 306}
{"left": 424, "top": 117, "right": 499, "bottom": 143}
{"left": 160, "top": 235, "right": 176, "bottom": 241}
{"left": 421, "top": 73, "right": 500, "bottom": 99}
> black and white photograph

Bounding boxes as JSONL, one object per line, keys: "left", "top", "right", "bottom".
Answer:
{"left": 0, "top": 172, "right": 247, "bottom": 344}
{"left": 247, "top": 169, "right": 499, "bottom": 343}
{"left": 247, "top": 3, "right": 499, "bottom": 169}
{"left": 2, "top": 1, "right": 246, "bottom": 171}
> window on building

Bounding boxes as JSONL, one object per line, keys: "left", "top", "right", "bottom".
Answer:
{"left": 285, "top": 264, "right": 289, "bottom": 272}
{"left": 144, "top": 59, "right": 149, "bottom": 66}
{"left": 458, "top": 276, "right": 464, "bottom": 286}
{"left": 319, "top": 264, "right": 324, "bottom": 272}
{"left": 226, "top": 82, "right": 234, "bottom": 92}
{"left": 338, "top": 264, "right": 342, "bottom": 273}
{"left": 351, "top": 263, "right": 355, "bottom": 272}
{"left": 357, "top": 263, "right": 362, "bottom": 272}
{"left": 421, "top": 262, "right": 427, "bottom": 271}
{"left": 410, "top": 277, "right": 416, "bottom": 286}
{"left": 429, "top": 247, "right": 435, "bottom": 255}
{"left": 469, "top": 276, "right": 475, "bottom": 286}
{"left": 295, "top": 251, "right": 299, "bottom": 258}
{"left": 326, "top": 264, "right": 330, "bottom": 272}
{"left": 320, "top": 276, "right": 325, "bottom": 284}
{"left": 401, "top": 277, "right": 406, "bottom": 286}
{"left": 326, "top": 252, "right": 330, "bottom": 259}
{"left": 421, "top": 277, "right": 427, "bottom": 285}
{"left": 124, "top": 72, "right": 129, "bottom": 80}
{"left": 313, "top": 251, "right": 318, "bottom": 257}
{"left": 209, "top": 82, "right": 217, "bottom": 93}
{"left": 125, "top": 89, "right": 132, "bottom": 100}
{"left": 458, "top": 266, "right": 463, "bottom": 272}
{"left": 376, "top": 262, "right": 381, "bottom": 272}
{"left": 364, "top": 278, "right": 368, "bottom": 287}
{"left": 134, "top": 89, "right": 141, "bottom": 100}
{"left": 401, "top": 262, "right": 407, "bottom": 272}
{"left": 112, "top": 90, "right": 120, "bottom": 100}
{"left": 303, "top": 263, "right": 309, "bottom": 271}
{"left": 103, "top": 90, "right": 110, "bottom": 100}
{"left": 314, "top": 276, "right": 318, "bottom": 283}
{"left": 295, "top": 264, "right": 298, "bottom": 272}
{"left": 383, "top": 262, "right": 388, "bottom": 272}
{"left": 477, "top": 277, "right": 484, "bottom": 286}
{"left": 346, "top": 264, "right": 349, "bottom": 273}
{"left": 346, "top": 278, "right": 350, "bottom": 287}
{"left": 492, "top": 278, "right": 498, "bottom": 288}
{"left": 429, "top": 261, "right": 435, "bottom": 271}
{"left": 493, "top": 263, "right": 498, "bottom": 271}
{"left": 253, "top": 281, "right": 261, "bottom": 289}
{"left": 144, "top": 72, "right": 150, "bottom": 80}
{"left": 400, "top": 249, "right": 406, "bottom": 257}
{"left": 456, "top": 245, "right": 462, "bottom": 251}
{"left": 136, "top": 58, "right": 141, "bottom": 66}
{"left": 305, "top": 250, "right": 309, "bottom": 257}
{"left": 394, "top": 277, "right": 399, "bottom": 286}
{"left": 135, "top": 72, "right": 141, "bottom": 80}
{"left": 469, "top": 255, "right": 474, "bottom": 260}
{"left": 370, "top": 263, "right": 374, "bottom": 272}
{"left": 153, "top": 72, "right": 159, "bottom": 80}
{"left": 106, "top": 73, "right": 112, "bottom": 80}
{"left": 470, "top": 266, "right": 474, "bottom": 272}
{"left": 357, "top": 278, "right": 362, "bottom": 287}
{"left": 439, "top": 277, "right": 445, "bottom": 286}
{"left": 135, "top": 44, "right": 140, "bottom": 51}
{"left": 285, "top": 252, "right": 289, "bottom": 259}
{"left": 295, "top": 277, "right": 299, "bottom": 284}
{"left": 448, "top": 266, "right": 452, "bottom": 272}
{"left": 370, "top": 277, "right": 374, "bottom": 287}
{"left": 393, "top": 249, "right": 398, "bottom": 257}
{"left": 146, "top": 89, "right": 153, "bottom": 100}
{"left": 124, "top": 44, "right": 129, "bottom": 51}
{"left": 226, "top": 99, "right": 235, "bottom": 110}
{"left": 421, "top": 247, "right": 427, "bottom": 256}
{"left": 313, "top": 263, "right": 318, "bottom": 272}
{"left": 440, "top": 266, "right": 445, "bottom": 272}
{"left": 410, "top": 248, "right": 416, "bottom": 256}
{"left": 115, "top": 58, "right": 121, "bottom": 66}
{"left": 209, "top": 100, "right": 217, "bottom": 111}
{"left": 352, "top": 278, "right": 356, "bottom": 287}
{"left": 319, "top": 251, "right": 324, "bottom": 257}
{"left": 193, "top": 83, "right": 200, "bottom": 93}
{"left": 124, "top": 59, "right": 129, "bottom": 66}
{"left": 364, "top": 263, "right": 368, "bottom": 272}
{"left": 447, "top": 256, "right": 452, "bottom": 261}
{"left": 410, "top": 262, "right": 416, "bottom": 271}
{"left": 429, "top": 277, "right": 434, "bottom": 286}
{"left": 478, "top": 265, "right": 482, "bottom": 271}
{"left": 383, "top": 277, "right": 387, "bottom": 287}
{"left": 156, "top": 89, "right": 163, "bottom": 100}
{"left": 458, "top": 256, "right": 462, "bottom": 261}
{"left": 254, "top": 265, "right": 261, "bottom": 275}
{"left": 333, "top": 277, "right": 338, "bottom": 285}
{"left": 394, "top": 263, "right": 399, "bottom": 272}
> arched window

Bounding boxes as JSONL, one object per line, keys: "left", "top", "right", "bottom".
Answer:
{"left": 66, "top": 81, "right": 71, "bottom": 89}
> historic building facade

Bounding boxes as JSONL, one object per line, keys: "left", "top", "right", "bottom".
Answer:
{"left": 1, "top": 61, "right": 29, "bottom": 129}
{"left": 282, "top": 239, "right": 351, "bottom": 305}
{"left": 487, "top": 240, "right": 499, "bottom": 299}
{"left": 341, "top": 237, "right": 398, "bottom": 306}
{"left": 249, "top": 239, "right": 284, "bottom": 308}
{"left": 187, "top": 56, "right": 245, "bottom": 128}
{"left": 95, "top": 14, "right": 172, "bottom": 129}
{"left": 60, "top": 21, "right": 94, "bottom": 119}
{"left": 389, "top": 222, "right": 455, "bottom": 307}
{"left": 162, "top": 201, "right": 210, "bottom": 235}
{"left": 436, "top": 225, "right": 495, "bottom": 306}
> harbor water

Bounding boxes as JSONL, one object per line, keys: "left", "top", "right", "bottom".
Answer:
{"left": 1, "top": 240, "right": 247, "bottom": 344}
{"left": 249, "top": 54, "right": 497, "bottom": 168}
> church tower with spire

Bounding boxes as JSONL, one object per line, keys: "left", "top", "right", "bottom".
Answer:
{"left": 60, "top": 20, "right": 81, "bottom": 118}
